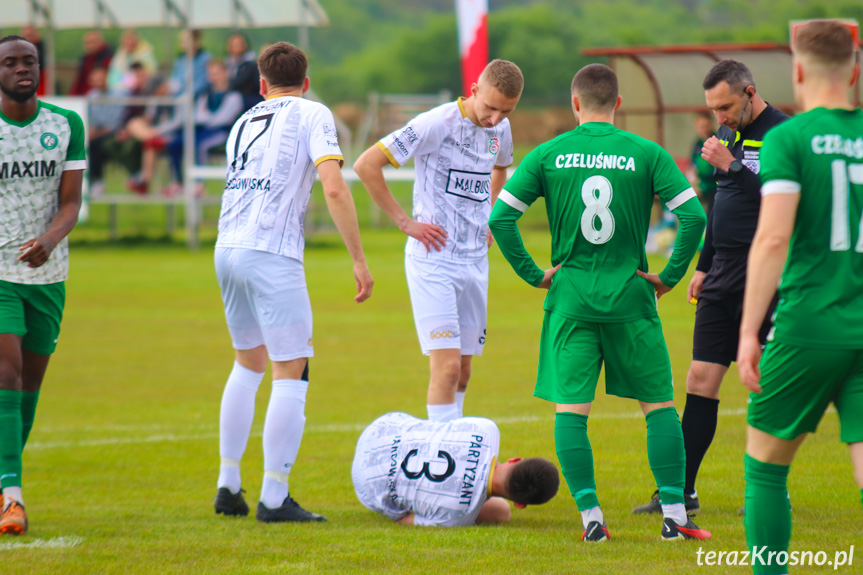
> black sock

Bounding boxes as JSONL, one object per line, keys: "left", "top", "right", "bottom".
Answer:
{"left": 681, "top": 393, "right": 719, "bottom": 495}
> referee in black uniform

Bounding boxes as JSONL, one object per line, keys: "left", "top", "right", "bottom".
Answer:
{"left": 633, "top": 60, "right": 788, "bottom": 516}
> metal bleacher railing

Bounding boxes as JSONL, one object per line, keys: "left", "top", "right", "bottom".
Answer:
{"left": 80, "top": 90, "right": 452, "bottom": 244}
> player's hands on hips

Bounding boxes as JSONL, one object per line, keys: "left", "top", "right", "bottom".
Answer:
{"left": 701, "top": 136, "right": 735, "bottom": 172}
{"left": 401, "top": 219, "right": 447, "bottom": 252}
{"left": 487, "top": 228, "right": 494, "bottom": 248}
{"left": 353, "top": 262, "right": 374, "bottom": 303}
{"left": 687, "top": 270, "right": 707, "bottom": 303}
{"left": 18, "top": 236, "right": 55, "bottom": 268}
{"left": 537, "top": 264, "right": 561, "bottom": 289}
{"left": 637, "top": 270, "right": 672, "bottom": 299}
{"left": 737, "top": 332, "right": 763, "bottom": 393}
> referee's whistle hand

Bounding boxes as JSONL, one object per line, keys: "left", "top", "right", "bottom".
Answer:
{"left": 701, "top": 136, "right": 734, "bottom": 172}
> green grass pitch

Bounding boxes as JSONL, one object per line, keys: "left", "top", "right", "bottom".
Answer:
{"left": 5, "top": 228, "right": 858, "bottom": 574}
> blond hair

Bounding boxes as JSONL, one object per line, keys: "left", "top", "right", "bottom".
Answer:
{"left": 479, "top": 59, "right": 524, "bottom": 99}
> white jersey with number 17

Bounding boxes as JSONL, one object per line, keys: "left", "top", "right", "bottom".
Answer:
{"left": 216, "top": 96, "right": 343, "bottom": 262}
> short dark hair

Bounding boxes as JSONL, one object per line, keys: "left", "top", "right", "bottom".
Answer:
{"left": 571, "top": 64, "right": 618, "bottom": 112}
{"left": 0, "top": 35, "right": 32, "bottom": 47}
{"left": 703, "top": 60, "right": 755, "bottom": 92}
{"left": 506, "top": 458, "right": 560, "bottom": 506}
{"left": 257, "top": 42, "right": 307, "bottom": 89}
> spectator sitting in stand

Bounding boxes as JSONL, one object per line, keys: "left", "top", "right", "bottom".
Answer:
{"left": 86, "top": 67, "right": 126, "bottom": 196}
{"left": 169, "top": 29, "right": 211, "bottom": 96}
{"left": 107, "top": 29, "right": 158, "bottom": 93}
{"left": 69, "top": 30, "right": 113, "bottom": 96}
{"left": 163, "top": 59, "right": 244, "bottom": 197}
{"left": 225, "top": 33, "right": 256, "bottom": 80}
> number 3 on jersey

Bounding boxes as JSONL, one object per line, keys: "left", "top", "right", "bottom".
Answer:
{"left": 831, "top": 159, "right": 863, "bottom": 253}
{"left": 581, "top": 175, "right": 615, "bottom": 244}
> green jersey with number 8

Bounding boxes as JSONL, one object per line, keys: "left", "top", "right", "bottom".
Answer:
{"left": 495, "top": 122, "right": 703, "bottom": 322}
{"left": 759, "top": 107, "right": 863, "bottom": 348}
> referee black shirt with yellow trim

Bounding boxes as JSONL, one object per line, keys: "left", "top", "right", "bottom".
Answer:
{"left": 696, "top": 104, "right": 789, "bottom": 275}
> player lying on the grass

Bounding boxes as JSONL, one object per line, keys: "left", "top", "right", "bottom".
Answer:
{"left": 352, "top": 412, "right": 559, "bottom": 526}
{"left": 489, "top": 64, "right": 710, "bottom": 543}
{"left": 737, "top": 20, "right": 863, "bottom": 575}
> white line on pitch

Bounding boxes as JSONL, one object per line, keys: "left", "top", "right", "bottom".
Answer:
{"left": 25, "top": 408, "right": 749, "bottom": 451}
{"left": 0, "top": 536, "right": 84, "bottom": 551}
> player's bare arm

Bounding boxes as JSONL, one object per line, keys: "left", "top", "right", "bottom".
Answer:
{"left": 700, "top": 136, "right": 735, "bottom": 172}
{"left": 487, "top": 168, "right": 508, "bottom": 247}
{"left": 353, "top": 145, "right": 447, "bottom": 252}
{"left": 737, "top": 192, "right": 799, "bottom": 392}
{"left": 317, "top": 159, "right": 374, "bottom": 303}
{"left": 18, "top": 169, "right": 83, "bottom": 268}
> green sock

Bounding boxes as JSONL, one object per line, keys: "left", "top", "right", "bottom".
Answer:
{"left": 21, "top": 389, "right": 40, "bottom": 448}
{"left": 745, "top": 454, "right": 791, "bottom": 575}
{"left": 0, "top": 390, "right": 23, "bottom": 489}
{"left": 645, "top": 407, "right": 685, "bottom": 505}
{"left": 554, "top": 412, "right": 599, "bottom": 510}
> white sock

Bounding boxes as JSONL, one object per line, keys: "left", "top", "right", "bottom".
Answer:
{"left": 661, "top": 502, "right": 688, "bottom": 526}
{"left": 3, "top": 487, "right": 22, "bottom": 509}
{"left": 580, "top": 505, "right": 604, "bottom": 528}
{"left": 427, "top": 403, "right": 459, "bottom": 422}
{"left": 455, "top": 391, "right": 466, "bottom": 418}
{"left": 218, "top": 362, "right": 264, "bottom": 492}
{"left": 260, "top": 379, "right": 308, "bottom": 508}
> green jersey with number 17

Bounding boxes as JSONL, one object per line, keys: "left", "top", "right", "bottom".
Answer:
{"left": 498, "top": 122, "right": 700, "bottom": 322}
{"left": 759, "top": 107, "right": 863, "bottom": 348}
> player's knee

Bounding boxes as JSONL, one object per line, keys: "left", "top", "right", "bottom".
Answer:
{"left": 685, "top": 365, "right": 722, "bottom": 397}
{"left": 0, "top": 359, "right": 22, "bottom": 390}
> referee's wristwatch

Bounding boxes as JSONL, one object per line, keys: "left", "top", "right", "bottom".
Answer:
{"left": 728, "top": 159, "right": 743, "bottom": 174}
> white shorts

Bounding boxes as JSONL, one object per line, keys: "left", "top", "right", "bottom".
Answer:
{"left": 215, "top": 247, "right": 313, "bottom": 361}
{"left": 405, "top": 254, "right": 488, "bottom": 356}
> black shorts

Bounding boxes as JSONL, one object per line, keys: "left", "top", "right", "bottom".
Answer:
{"left": 692, "top": 254, "right": 776, "bottom": 367}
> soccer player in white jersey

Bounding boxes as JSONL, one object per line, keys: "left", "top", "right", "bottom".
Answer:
{"left": 354, "top": 60, "right": 522, "bottom": 423}
{"left": 352, "top": 412, "right": 559, "bottom": 526}
{"left": 0, "top": 36, "right": 86, "bottom": 535}
{"left": 213, "top": 42, "right": 373, "bottom": 523}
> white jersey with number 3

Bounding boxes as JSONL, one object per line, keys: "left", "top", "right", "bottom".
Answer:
{"left": 352, "top": 412, "right": 500, "bottom": 527}
{"left": 216, "top": 96, "right": 343, "bottom": 261}
{"left": 377, "top": 99, "right": 513, "bottom": 262}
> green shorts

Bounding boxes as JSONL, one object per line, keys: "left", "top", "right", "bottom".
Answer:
{"left": 535, "top": 311, "right": 673, "bottom": 404}
{"left": 0, "top": 280, "right": 65, "bottom": 355}
{"left": 748, "top": 341, "right": 863, "bottom": 442}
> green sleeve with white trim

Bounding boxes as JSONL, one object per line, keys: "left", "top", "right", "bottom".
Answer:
{"left": 65, "top": 110, "right": 86, "bottom": 163}
{"left": 658, "top": 198, "right": 706, "bottom": 288}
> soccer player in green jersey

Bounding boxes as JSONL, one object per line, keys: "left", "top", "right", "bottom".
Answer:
{"left": 0, "top": 36, "right": 86, "bottom": 535}
{"left": 738, "top": 21, "right": 863, "bottom": 574}
{"left": 489, "top": 64, "right": 710, "bottom": 542}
